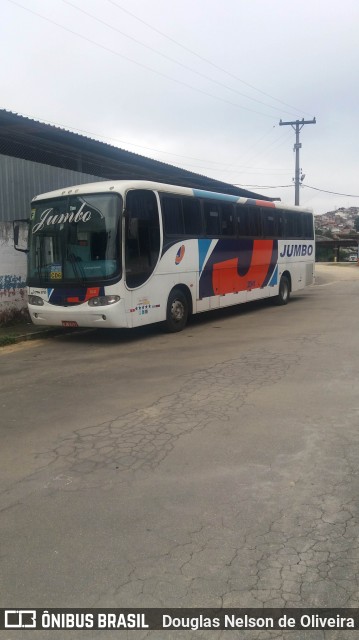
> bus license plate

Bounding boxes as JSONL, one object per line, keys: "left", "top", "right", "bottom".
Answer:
{"left": 62, "top": 320, "right": 78, "bottom": 327}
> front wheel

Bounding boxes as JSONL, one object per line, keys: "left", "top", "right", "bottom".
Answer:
{"left": 275, "top": 275, "right": 290, "bottom": 305}
{"left": 165, "top": 288, "right": 189, "bottom": 332}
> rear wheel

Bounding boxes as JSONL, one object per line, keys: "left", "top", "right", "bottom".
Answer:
{"left": 165, "top": 288, "right": 188, "bottom": 332}
{"left": 275, "top": 275, "right": 290, "bottom": 305}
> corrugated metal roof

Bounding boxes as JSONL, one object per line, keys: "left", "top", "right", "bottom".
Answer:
{"left": 0, "top": 154, "right": 104, "bottom": 222}
{"left": 0, "top": 109, "right": 274, "bottom": 201}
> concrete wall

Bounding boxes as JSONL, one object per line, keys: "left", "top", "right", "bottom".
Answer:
{"left": 0, "top": 222, "right": 27, "bottom": 324}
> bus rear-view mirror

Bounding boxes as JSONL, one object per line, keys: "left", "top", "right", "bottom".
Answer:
{"left": 13, "top": 219, "right": 30, "bottom": 252}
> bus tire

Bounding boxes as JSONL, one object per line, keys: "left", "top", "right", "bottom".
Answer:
{"left": 275, "top": 275, "right": 290, "bottom": 305}
{"left": 165, "top": 288, "right": 188, "bottom": 332}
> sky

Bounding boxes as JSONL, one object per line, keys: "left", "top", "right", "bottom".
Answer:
{"left": 2, "top": 0, "right": 359, "bottom": 215}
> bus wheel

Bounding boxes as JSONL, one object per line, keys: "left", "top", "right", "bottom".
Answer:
{"left": 165, "top": 288, "right": 188, "bottom": 332}
{"left": 275, "top": 275, "right": 290, "bottom": 305}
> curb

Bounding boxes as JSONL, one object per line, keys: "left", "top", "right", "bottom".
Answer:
{"left": 0, "top": 326, "right": 86, "bottom": 347}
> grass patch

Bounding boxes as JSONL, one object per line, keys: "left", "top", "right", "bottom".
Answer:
{"left": 0, "top": 335, "right": 17, "bottom": 347}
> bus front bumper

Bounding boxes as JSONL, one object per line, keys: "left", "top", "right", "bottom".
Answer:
{"left": 28, "top": 298, "right": 129, "bottom": 329}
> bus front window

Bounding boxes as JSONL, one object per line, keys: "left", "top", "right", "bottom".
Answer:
{"left": 28, "top": 193, "right": 122, "bottom": 285}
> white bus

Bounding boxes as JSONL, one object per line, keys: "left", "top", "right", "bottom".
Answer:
{"left": 14, "top": 180, "right": 315, "bottom": 332}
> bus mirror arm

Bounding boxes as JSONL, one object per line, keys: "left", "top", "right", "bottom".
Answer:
{"left": 13, "top": 218, "right": 30, "bottom": 253}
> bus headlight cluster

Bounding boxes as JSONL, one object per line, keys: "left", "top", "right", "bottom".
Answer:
{"left": 28, "top": 295, "right": 44, "bottom": 306}
{"left": 88, "top": 295, "right": 120, "bottom": 307}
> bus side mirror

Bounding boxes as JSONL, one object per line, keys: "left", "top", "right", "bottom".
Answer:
{"left": 13, "top": 219, "right": 30, "bottom": 252}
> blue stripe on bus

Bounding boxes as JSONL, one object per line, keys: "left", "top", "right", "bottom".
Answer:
{"left": 198, "top": 239, "right": 213, "bottom": 273}
{"left": 268, "top": 265, "right": 278, "bottom": 287}
{"left": 192, "top": 189, "right": 239, "bottom": 203}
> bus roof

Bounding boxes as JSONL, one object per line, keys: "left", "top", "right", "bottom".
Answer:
{"left": 31, "top": 179, "right": 313, "bottom": 214}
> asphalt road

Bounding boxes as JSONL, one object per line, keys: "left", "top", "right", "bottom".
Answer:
{"left": 1, "top": 264, "right": 359, "bottom": 639}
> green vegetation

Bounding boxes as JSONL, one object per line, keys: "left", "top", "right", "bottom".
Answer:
{"left": 0, "top": 335, "right": 17, "bottom": 347}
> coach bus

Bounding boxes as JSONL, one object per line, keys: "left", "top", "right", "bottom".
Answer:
{"left": 14, "top": 180, "right": 315, "bottom": 332}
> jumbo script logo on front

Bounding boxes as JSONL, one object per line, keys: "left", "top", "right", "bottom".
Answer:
{"left": 32, "top": 203, "right": 100, "bottom": 234}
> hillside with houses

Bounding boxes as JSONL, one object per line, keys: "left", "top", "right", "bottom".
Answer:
{"left": 314, "top": 207, "right": 359, "bottom": 261}
{"left": 315, "top": 206, "right": 359, "bottom": 235}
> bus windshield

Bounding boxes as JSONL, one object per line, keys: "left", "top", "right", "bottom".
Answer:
{"left": 28, "top": 193, "right": 122, "bottom": 285}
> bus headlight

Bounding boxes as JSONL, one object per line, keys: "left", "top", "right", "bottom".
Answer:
{"left": 88, "top": 295, "right": 120, "bottom": 307}
{"left": 28, "top": 295, "right": 44, "bottom": 306}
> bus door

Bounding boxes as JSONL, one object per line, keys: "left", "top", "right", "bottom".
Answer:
{"left": 124, "top": 189, "right": 161, "bottom": 324}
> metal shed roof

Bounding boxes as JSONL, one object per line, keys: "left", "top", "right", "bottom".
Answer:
{"left": 0, "top": 109, "right": 274, "bottom": 201}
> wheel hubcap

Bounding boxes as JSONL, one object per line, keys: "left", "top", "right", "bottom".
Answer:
{"left": 171, "top": 300, "right": 184, "bottom": 322}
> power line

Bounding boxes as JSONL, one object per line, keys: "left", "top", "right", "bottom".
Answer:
{"left": 161, "top": 162, "right": 291, "bottom": 175}
{"left": 234, "top": 184, "right": 293, "bottom": 189}
{"left": 234, "top": 183, "right": 359, "bottom": 198}
{"left": 62, "top": 0, "right": 299, "bottom": 118}
{"left": 241, "top": 129, "right": 293, "bottom": 169}
{"left": 303, "top": 185, "right": 359, "bottom": 198}
{"left": 7, "top": 1, "right": 309, "bottom": 177}
{"left": 215, "top": 128, "right": 293, "bottom": 177}
{"left": 7, "top": 0, "right": 277, "bottom": 120}
{"left": 106, "top": 0, "right": 312, "bottom": 118}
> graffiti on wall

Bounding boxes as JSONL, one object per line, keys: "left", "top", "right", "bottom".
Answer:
{"left": 0, "top": 221, "right": 28, "bottom": 323}
{"left": 0, "top": 274, "right": 26, "bottom": 298}
{"left": 0, "top": 276, "right": 27, "bottom": 324}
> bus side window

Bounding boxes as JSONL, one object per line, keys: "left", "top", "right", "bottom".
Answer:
{"left": 183, "top": 198, "right": 202, "bottom": 235}
{"left": 220, "top": 204, "right": 235, "bottom": 236}
{"left": 236, "top": 204, "right": 249, "bottom": 236}
{"left": 161, "top": 195, "right": 202, "bottom": 236}
{"left": 285, "top": 211, "right": 305, "bottom": 238}
{"left": 304, "top": 213, "right": 314, "bottom": 239}
{"left": 278, "top": 213, "right": 285, "bottom": 238}
{"left": 162, "top": 196, "right": 184, "bottom": 235}
{"left": 262, "top": 209, "right": 278, "bottom": 238}
{"left": 294, "top": 213, "right": 303, "bottom": 238}
{"left": 284, "top": 210, "right": 295, "bottom": 238}
{"left": 248, "top": 206, "right": 262, "bottom": 237}
{"left": 204, "top": 202, "right": 220, "bottom": 236}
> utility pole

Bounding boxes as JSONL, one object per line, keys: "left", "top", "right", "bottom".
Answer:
{"left": 279, "top": 117, "right": 316, "bottom": 205}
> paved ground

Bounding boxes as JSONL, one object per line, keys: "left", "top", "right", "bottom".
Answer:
{"left": 1, "top": 263, "right": 359, "bottom": 639}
